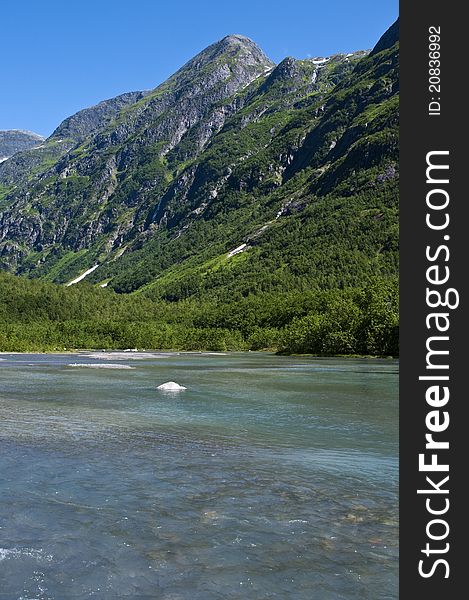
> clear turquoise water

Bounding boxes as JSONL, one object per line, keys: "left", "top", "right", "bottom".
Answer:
{"left": 0, "top": 352, "right": 398, "bottom": 599}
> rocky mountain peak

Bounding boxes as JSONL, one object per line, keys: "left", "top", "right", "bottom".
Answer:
{"left": 370, "top": 18, "right": 399, "bottom": 56}
{"left": 174, "top": 33, "right": 274, "bottom": 79}
{"left": 217, "top": 33, "right": 270, "bottom": 59}
{"left": 267, "top": 56, "right": 299, "bottom": 81}
{"left": 49, "top": 91, "right": 149, "bottom": 143}
{"left": 220, "top": 34, "right": 253, "bottom": 44}
{"left": 0, "top": 130, "right": 44, "bottom": 162}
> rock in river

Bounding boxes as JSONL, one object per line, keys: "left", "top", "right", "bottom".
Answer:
{"left": 157, "top": 381, "right": 187, "bottom": 391}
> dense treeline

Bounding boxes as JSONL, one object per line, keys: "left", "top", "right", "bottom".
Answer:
{"left": 0, "top": 272, "right": 398, "bottom": 356}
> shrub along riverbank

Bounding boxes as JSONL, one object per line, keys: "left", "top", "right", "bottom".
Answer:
{"left": 0, "top": 272, "right": 398, "bottom": 356}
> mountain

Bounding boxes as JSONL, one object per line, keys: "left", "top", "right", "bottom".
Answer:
{"left": 0, "top": 130, "right": 44, "bottom": 162}
{"left": 0, "top": 92, "right": 149, "bottom": 191}
{"left": 0, "top": 23, "right": 398, "bottom": 304}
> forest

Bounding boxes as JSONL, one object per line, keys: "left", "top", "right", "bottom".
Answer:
{"left": 0, "top": 272, "right": 398, "bottom": 356}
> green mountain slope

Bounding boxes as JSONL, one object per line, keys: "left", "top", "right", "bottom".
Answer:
{"left": 92, "top": 24, "right": 398, "bottom": 300}
{"left": 0, "top": 35, "right": 274, "bottom": 273}
{"left": 0, "top": 21, "right": 399, "bottom": 355}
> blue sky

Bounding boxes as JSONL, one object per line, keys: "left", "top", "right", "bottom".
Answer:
{"left": 1, "top": 0, "right": 398, "bottom": 137}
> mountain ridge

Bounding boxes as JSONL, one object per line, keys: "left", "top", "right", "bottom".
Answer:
{"left": 0, "top": 22, "right": 398, "bottom": 306}
{"left": 0, "top": 130, "right": 44, "bottom": 163}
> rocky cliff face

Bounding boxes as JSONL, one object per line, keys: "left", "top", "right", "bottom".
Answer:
{"left": 0, "top": 130, "right": 44, "bottom": 162}
{"left": 0, "top": 23, "right": 398, "bottom": 297}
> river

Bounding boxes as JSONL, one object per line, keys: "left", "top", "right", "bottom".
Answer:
{"left": 0, "top": 352, "right": 398, "bottom": 599}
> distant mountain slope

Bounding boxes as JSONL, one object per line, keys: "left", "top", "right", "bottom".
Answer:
{"left": 0, "top": 92, "right": 149, "bottom": 191}
{"left": 0, "top": 22, "right": 398, "bottom": 303}
{"left": 0, "top": 130, "right": 44, "bottom": 162}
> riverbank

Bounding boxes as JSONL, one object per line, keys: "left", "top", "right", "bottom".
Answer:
{"left": 0, "top": 348, "right": 398, "bottom": 359}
